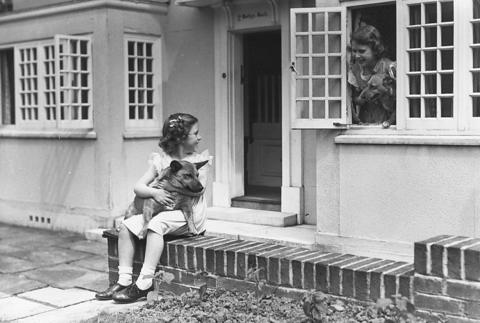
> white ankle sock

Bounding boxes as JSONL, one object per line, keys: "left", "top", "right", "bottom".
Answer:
{"left": 135, "top": 264, "right": 155, "bottom": 290}
{"left": 117, "top": 266, "right": 133, "bottom": 286}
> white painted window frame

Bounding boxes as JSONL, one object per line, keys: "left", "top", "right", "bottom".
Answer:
{"left": 291, "top": 0, "right": 480, "bottom": 133}
{"left": 290, "top": 7, "right": 348, "bottom": 129}
{"left": 124, "top": 35, "right": 162, "bottom": 130}
{"left": 6, "top": 35, "right": 93, "bottom": 130}
{"left": 54, "top": 34, "right": 93, "bottom": 129}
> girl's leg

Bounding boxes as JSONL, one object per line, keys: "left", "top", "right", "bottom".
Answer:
{"left": 135, "top": 230, "right": 164, "bottom": 290}
{"left": 117, "top": 224, "right": 136, "bottom": 286}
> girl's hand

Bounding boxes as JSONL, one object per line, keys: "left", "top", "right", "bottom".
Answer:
{"left": 152, "top": 189, "right": 174, "bottom": 207}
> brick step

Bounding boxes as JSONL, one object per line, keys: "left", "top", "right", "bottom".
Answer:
{"left": 414, "top": 235, "right": 480, "bottom": 281}
{"left": 207, "top": 207, "right": 297, "bottom": 227}
{"left": 103, "top": 229, "right": 414, "bottom": 303}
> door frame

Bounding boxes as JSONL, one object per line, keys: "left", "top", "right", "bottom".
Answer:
{"left": 212, "top": 1, "right": 304, "bottom": 223}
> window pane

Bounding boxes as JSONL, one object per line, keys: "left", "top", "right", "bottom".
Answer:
{"left": 473, "top": 23, "right": 480, "bottom": 44}
{"left": 473, "top": 97, "right": 480, "bottom": 117}
{"left": 328, "top": 78, "right": 341, "bottom": 96}
{"left": 296, "top": 13, "right": 308, "bottom": 32}
{"left": 137, "top": 43, "right": 144, "bottom": 56}
{"left": 312, "top": 13, "right": 325, "bottom": 32}
{"left": 312, "top": 57, "right": 325, "bottom": 75}
{"left": 473, "top": 72, "right": 480, "bottom": 92}
{"left": 425, "top": 51, "right": 437, "bottom": 70}
{"left": 129, "top": 74, "right": 135, "bottom": 87}
{"left": 424, "top": 3, "right": 437, "bottom": 23}
{"left": 312, "top": 35, "right": 325, "bottom": 54}
{"left": 328, "top": 35, "right": 341, "bottom": 53}
{"left": 425, "top": 27, "right": 437, "bottom": 47}
{"left": 409, "top": 98, "right": 421, "bottom": 117}
{"left": 296, "top": 36, "right": 309, "bottom": 54}
{"left": 441, "top": 98, "right": 453, "bottom": 117}
{"left": 146, "top": 43, "right": 152, "bottom": 57}
{"left": 328, "top": 56, "right": 341, "bottom": 75}
{"left": 441, "top": 26, "right": 453, "bottom": 46}
{"left": 475, "top": 0, "right": 480, "bottom": 19}
{"left": 474, "top": 48, "right": 480, "bottom": 68}
{"left": 441, "top": 74, "right": 453, "bottom": 93}
{"left": 147, "top": 90, "right": 153, "bottom": 103}
{"left": 129, "top": 105, "right": 135, "bottom": 119}
{"left": 81, "top": 106, "right": 89, "bottom": 120}
{"left": 425, "top": 74, "right": 437, "bottom": 94}
{"left": 441, "top": 50, "right": 453, "bottom": 70}
{"left": 409, "top": 75, "right": 421, "bottom": 94}
{"left": 312, "top": 100, "right": 325, "bottom": 118}
{"left": 409, "top": 28, "right": 421, "bottom": 48}
{"left": 296, "top": 57, "right": 309, "bottom": 75}
{"left": 138, "top": 105, "right": 145, "bottom": 119}
{"left": 409, "top": 5, "right": 421, "bottom": 25}
{"left": 296, "top": 100, "right": 309, "bottom": 118}
{"left": 328, "top": 12, "right": 341, "bottom": 31}
{"left": 146, "top": 75, "right": 153, "bottom": 88}
{"left": 312, "top": 79, "right": 325, "bottom": 97}
{"left": 441, "top": 2, "right": 453, "bottom": 22}
{"left": 296, "top": 79, "right": 309, "bottom": 97}
{"left": 146, "top": 59, "right": 152, "bottom": 72}
{"left": 409, "top": 52, "right": 421, "bottom": 71}
{"left": 147, "top": 106, "right": 154, "bottom": 119}
{"left": 425, "top": 98, "right": 437, "bottom": 117}
{"left": 329, "top": 101, "right": 341, "bottom": 118}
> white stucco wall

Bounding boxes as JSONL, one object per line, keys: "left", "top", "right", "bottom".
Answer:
{"left": 312, "top": 130, "right": 480, "bottom": 260}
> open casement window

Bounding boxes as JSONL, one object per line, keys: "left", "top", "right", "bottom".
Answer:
{"left": 290, "top": 7, "right": 347, "bottom": 129}
{"left": 55, "top": 35, "right": 93, "bottom": 129}
{"left": 125, "top": 36, "right": 162, "bottom": 129}
{"left": 13, "top": 35, "right": 92, "bottom": 129}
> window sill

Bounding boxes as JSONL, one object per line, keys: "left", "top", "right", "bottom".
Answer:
{"left": 0, "top": 128, "right": 97, "bottom": 139}
{"left": 123, "top": 129, "right": 161, "bottom": 139}
{"left": 335, "top": 130, "right": 480, "bottom": 146}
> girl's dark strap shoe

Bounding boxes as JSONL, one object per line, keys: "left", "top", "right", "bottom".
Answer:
{"left": 112, "top": 283, "right": 153, "bottom": 303}
{"left": 95, "top": 283, "right": 131, "bottom": 300}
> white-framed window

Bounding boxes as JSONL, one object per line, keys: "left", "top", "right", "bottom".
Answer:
{"left": 0, "top": 34, "right": 93, "bottom": 130}
{"left": 124, "top": 36, "right": 162, "bottom": 129}
{"left": 290, "top": 7, "right": 347, "bottom": 129}
{"left": 55, "top": 35, "right": 93, "bottom": 128}
{"left": 290, "top": 0, "right": 480, "bottom": 132}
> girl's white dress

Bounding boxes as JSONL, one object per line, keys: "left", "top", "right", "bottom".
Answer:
{"left": 122, "top": 149, "right": 212, "bottom": 238}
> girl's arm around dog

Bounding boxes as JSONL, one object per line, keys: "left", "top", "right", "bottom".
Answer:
{"left": 134, "top": 163, "right": 174, "bottom": 206}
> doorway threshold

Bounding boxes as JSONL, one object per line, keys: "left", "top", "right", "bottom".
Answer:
{"left": 204, "top": 218, "right": 316, "bottom": 250}
{"left": 207, "top": 206, "right": 296, "bottom": 227}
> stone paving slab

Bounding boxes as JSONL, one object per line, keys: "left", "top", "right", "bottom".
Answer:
{"left": 5, "top": 245, "right": 92, "bottom": 267}
{"left": 2, "top": 227, "right": 84, "bottom": 247}
{"left": 0, "top": 296, "right": 55, "bottom": 321}
{"left": 17, "top": 299, "right": 147, "bottom": 323}
{"left": 18, "top": 287, "right": 95, "bottom": 308}
{"left": 23, "top": 263, "right": 109, "bottom": 292}
{"left": 60, "top": 240, "right": 108, "bottom": 257}
{"left": 0, "top": 274, "right": 47, "bottom": 295}
{"left": 70, "top": 255, "right": 109, "bottom": 272}
{"left": 0, "top": 255, "right": 40, "bottom": 274}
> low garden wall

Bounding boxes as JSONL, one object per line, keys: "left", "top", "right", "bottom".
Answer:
{"left": 103, "top": 230, "right": 480, "bottom": 321}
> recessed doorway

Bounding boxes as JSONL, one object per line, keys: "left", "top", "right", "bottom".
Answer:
{"left": 231, "top": 30, "right": 282, "bottom": 211}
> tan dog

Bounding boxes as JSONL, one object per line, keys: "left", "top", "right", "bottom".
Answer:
{"left": 356, "top": 72, "right": 396, "bottom": 128}
{"left": 124, "top": 159, "right": 208, "bottom": 239}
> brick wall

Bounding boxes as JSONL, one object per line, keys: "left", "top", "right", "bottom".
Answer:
{"left": 103, "top": 229, "right": 414, "bottom": 304}
{"left": 414, "top": 235, "right": 480, "bottom": 322}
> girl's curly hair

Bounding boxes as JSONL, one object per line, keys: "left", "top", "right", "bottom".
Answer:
{"left": 351, "top": 25, "right": 386, "bottom": 58}
{"left": 158, "top": 113, "right": 198, "bottom": 155}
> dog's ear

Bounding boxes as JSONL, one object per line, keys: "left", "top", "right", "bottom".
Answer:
{"left": 170, "top": 160, "right": 183, "bottom": 173}
{"left": 194, "top": 160, "right": 209, "bottom": 170}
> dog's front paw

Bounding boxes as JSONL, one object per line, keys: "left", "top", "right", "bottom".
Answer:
{"left": 382, "top": 121, "right": 391, "bottom": 129}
